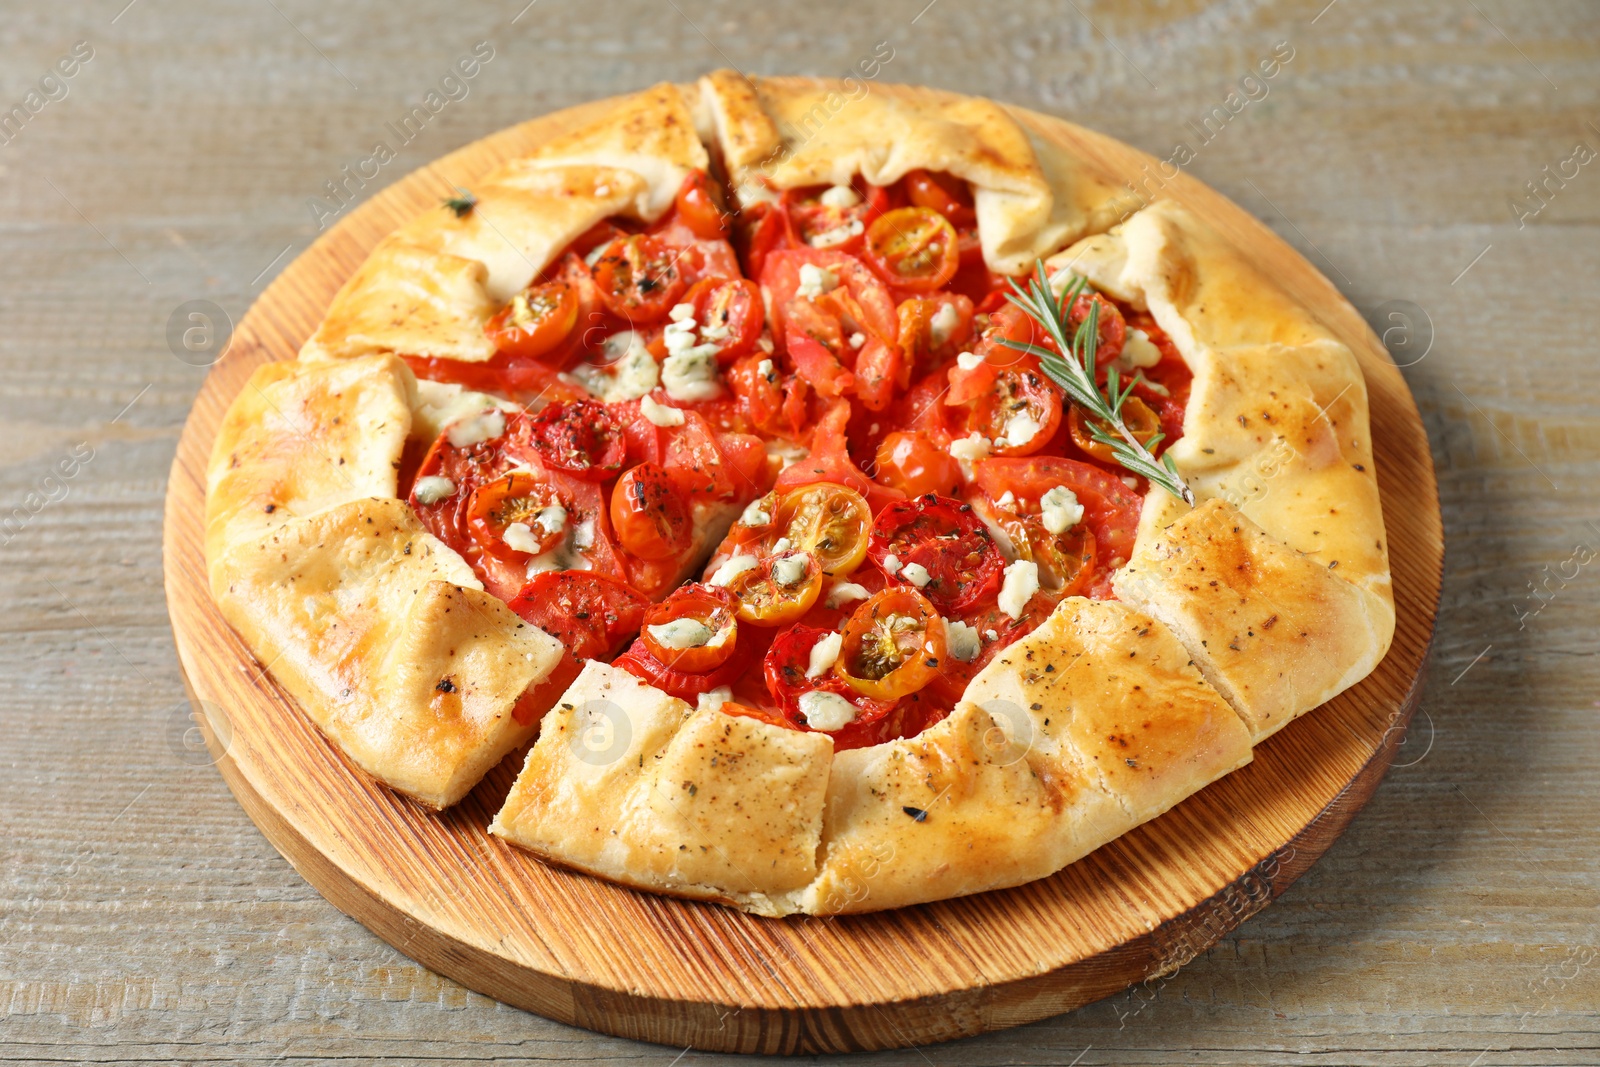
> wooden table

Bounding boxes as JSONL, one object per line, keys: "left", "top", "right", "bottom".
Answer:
{"left": 2, "top": 1, "right": 1594, "bottom": 1064}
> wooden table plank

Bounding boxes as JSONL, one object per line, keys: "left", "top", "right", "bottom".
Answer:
{"left": 2, "top": 0, "right": 1596, "bottom": 1063}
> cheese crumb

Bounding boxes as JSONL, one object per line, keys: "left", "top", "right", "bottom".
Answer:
{"left": 502, "top": 521, "right": 541, "bottom": 555}
{"left": 798, "top": 689, "right": 858, "bottom": 732}
{"left": 949, "top": 432, "right": 992, "bottom": 462}
{"left": 697, "top": 686, "right": 733, "bottom": 714}
{"left": 413, "top": 475, "right": 456, "bottom": 505}
{"left": 1114, "top": 327, "right": 1163, "bottom": 372}
{"left": 809, "top": 218, "right": 864, "bottom": 248}
{"left": 996, "top": 490, "right": 1016, "bottom": 509}
{"left": 709, "top": 554, "right": 759, "bottom": 587}
{"left": 998, "top": 560, "right": 1040, "bottom": 620}
{"left": 1040, "top": 486, "right": 1085, "bottom": 535}
{"left": 662, "top": 348, "right": 721, "bottom": 401}
{"left": 819, "top": 184, "right": 861, "bottom": 209}
{"left": 757, "top": 358, "right": 776, "bottom": 381}
{"left": 740, "top": 499, "right": 771, "bottom": 527}
{"left": 534, "top": 505, "right": 568, "bottom": 536}
{"left": 996, "top": 411, "right": 1041, "bottom": 449}
{"left": 772, "top": 553, "right": 810, "bottom": 587}
{"left": 848, "top": 332, "right": 866, "bottom": 349}
{"left": 984, "top": 628, "right": 999, "bottom": 641}
{"left": 796, "top": 263, "right": 839, "bottom": 299}
{"left": 806, "top": 632, "right": 843, "bottom": 679}
{"left": 825, "top": 581, "right": 871, "bottom": 608}
{"left": 946, "top": 620, "right": 981, "bottom": 662}
{"left": 956, "top": 351, "right": 984, "bottom": 371}
{"left": 929, "top": 302, "right": 960, "bottom": 348}
{"left": 900, "top": 562, "right": 933, "bottom": 588}
{"left": 640, "top": 395, "right": 686, "bottom": 427}
{"left": 649, "top": 618, "right": 712, "bottom": 650}
{"left": 881, "top": 553, "right": 902, "bottom": 576}
{"left": 446, "top": 409, "right": 505, "bottom": 448}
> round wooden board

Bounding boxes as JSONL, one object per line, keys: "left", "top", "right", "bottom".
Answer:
{"left": 162, "top": 82, "right": 1443, "bottom": 1056}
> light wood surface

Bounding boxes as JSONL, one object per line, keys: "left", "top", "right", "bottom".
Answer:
{"left": 4, "top": 2, "right": 1597, "bottom": 1064}
{"left": 159, "top": 86, "right": 1441, "bottom": 1054}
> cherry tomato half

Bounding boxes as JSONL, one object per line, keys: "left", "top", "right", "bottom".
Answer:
{"left": 638, "top": 583, "right": 739, "bottom": 673}
{"left": 506, "top": 571, "right": 649, "bottom": 662}
{"left": 763, "top": 625, "right": 898, "bottom": 732}
{"left": 967, "top": 365, "right": 1065, "bottom": 458}
{"left": 902, "top": 169, "right": 976, "bottom": 228}
{"left": 873, "top": 431, "right": 960, "bottom": 499}
{"left": 834, "top": 588, "right": 947, "bottom": 701}
{"left": 609, "top": 462, "right": 693, "bottom": 561}
{"left": 864, "top": 207, "right": 960, "bottom": 292}
{"left": 1068, "top": 395, "right": 1162, "bottom": 464}
{"left": 725, "top": 549, "right": 824, "bottom": 627}
{"left": 529, "top": 399, "right": 627, "bottom": 481}
{"left": 685, "top": 276, "right": 763, "bottom": 364}
{"left": 783, "top": 181, "right": 884, "bottom": 253}
{"left": 590, "top": 233, "right": 688, "bottom": 324}
{"left": 485, "top": 280, "right": 579, "bottom": 361}
{"left": 867, "top": 494, "right": 1005, "bottom": 613}
{"left": 673, "top": 170, "right": 730, "bottom": 241}
{"left": 772, "top": 482, "right": 872, "bottom": 577}
{"left": 466, "top": 471, "right": 568, "bottom": 562}
{"left": 979, "top": 496, "right": 1098, "bottom": 597}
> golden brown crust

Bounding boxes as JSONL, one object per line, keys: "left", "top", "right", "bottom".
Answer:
{"left": 205, "top": 354, "right": 414, "bottom": 569}
{"left": 1112, "top": 499, "right": 1393, "bottom": 742}
{"left": 212, "top": 497, "right": 562, "bottom": 809}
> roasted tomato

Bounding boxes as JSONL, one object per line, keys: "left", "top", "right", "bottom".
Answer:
{"left": 466, "top": 471, "right": 571, "bottom": 563}
{"left": 976, "top": 496, "right": 1097, "bottom": 597}
{"left": 782, "top": 181, "right": 886, "bottom": 253}
{"left": 873, "top": 431, "right": 960, "bottom": 499}
{"left": 639, "top": 583, "right": 739, "bottom": 672}
{"left": 759, "top": 248, "right": 898, "bottom": 350}
{"left": 1067, "top": 395, "right": 1163, "bottom": 464}
{"left": 763, "top": 625, "right": 899, "bottom": 746}
{"left": 863, "top": 207, "right": 960, "bottom": 293}
{"left": 973, "top": 456, "right": 1143, "bottom": 588}
{"left": 770, "top": 482, "right": 872, "bottom": 576}
{"left": 833, "top": 588, "right": 947, "bottom": 701}
{"left": 590, "top": 233, "right": 688, "bottom": 324}
{"left": 897, "top": 293, "right": 973, "bottom": 373}
{"left": 1065, "top": 288, "right": 1127, "bottom": 366}
{"left": 673, "top": 170, "right": 730, "bottom": 240}
{"left": 685, "top": 277, "right": 763, "bottom": 364}
{"left": 609, "top": 462, "right": 693, "bottom": 561}
{"left": 485, "top": 280, "right": 579, "bottom": 361}
{"left": 727, "top": 353, "right": 809, "bottom": 437}
{"left": 529, "top": 399, "right": 627, "bottom": 480}
{"left": 902, "top": 169, "right": 976, "bottom": 228}
{"left": 966, "top": 365, "right": 1065, "bottom": 457}
{"left": 724, "top": 549, "right": 824, "bottom": 627}
{"left": 867, "top": 494, "right": 1005, "bottom": 613}
{"left": 506, "top": 572, "right": 648, "bottom": 662}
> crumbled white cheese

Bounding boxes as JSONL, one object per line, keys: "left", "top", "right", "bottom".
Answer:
{"left": 996, "top": 490, "right": 1016, "bottom": 509}
{"left": 709, "top": 553, "right": 760, "bottom": 587}
{"left": 697, "top": 686, "right": 733, "bottom": 714}
{"left": 502, "top": 521, "right": 541, "bottom": 555}
{"left": 535, "top": 505, "right": 568, "bottom": 537}
{"left": 996, "top": 411, "right": 1042, "bottom": 449}
{"left": 881, "top": 553, "right": 902, "bottom": 576}
{"left": 740, "top": 499, "right": 772, "bottom": 527}
{"left": 848, "top": 332, "right": 866, "bottom": 349}
{"left": 1039, "top": 485, "right": 1085, "bottom": 535}
{"left": 949, "top": 432, "right": 992, "bottom": 462}
{"left": 571, "top": 517, "right": 595, "bottom": 550}
{"left": 663, "top": 315, "right": 700, "bottom": 355}
{"left": 413, "top": 475, "right": 457, "bottom": 505}
{"left": 806, "top": 631, "right": 843, "bottom": 679}
{"left": 598, "top": 333, "right": 660, "bottom": 402}
{"left": 901, "top": 562, "right": 933, "bottom": 588}
{"left": 662, "top": 347, "right": 722, "bottom": 402}
{"left": 929, "top": 302, "right": 961, "bottom": 348}
{"left": 772, "top": 537, "right": 794, "bottom": 555}
{"left": 984, "top": 628, "right": 999, "bottom": 641}
{"left": 796, "top": 263, "right": 839, "bottom": 300}
{"left": 640, "top": 395, "right": 686, "bottom": 427}
{"left": 798, "top": 689, "right": 858, "bottom": 732}
{"left": 756, "top": 335, "right": 775, "bottom": 354}
{"left": 946, "top": 619, "right": 981, "bottom": 662}
{"left": 756, "top": 358, "right": 776, "bottom": 381}
{"left": 446, "top": 409, "right": 505, "bottom": 448}
{"left": 998, "top": 559, "right": 1040, "bottom": 620}
{"left": 668, "top": 302, "right": 696, "bottom": 322}
{"left": 809, "top": 218, "right": 864, "bottom": 248}
{"left": 772, "top": 553, "right": 811, "bottom": 587}
{"left": 956, "top": 351, "right": 984, "bottom": 371}
{"left": 825, "top": 581, "right": 871, "bottom": 609}
{"left": 819, "top": 184, "right": 861, "bottom": 209}
{"left": 1114, "top": 327, "right": 1164, "bottom": 372}
{"left": 648, "top": 618, "right": 712, "bottom": 650}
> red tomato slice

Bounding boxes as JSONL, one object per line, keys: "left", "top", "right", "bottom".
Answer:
{"left": 781, "top": 181, "right": 888, "bottom": 254}
{"left": 609, "top": 462, "right": 693, "bottom": 561}
{"left": 590, "top": 233, "right": 689, "bottom": 324}
{"left": 785, "top": 313, "right": 855, "bottom": 399}
{"left": 851, "top": 336, "right": 905, "bottom": 412}
{"left": 972, "top": 456, "right": 1143, "bottom": 584}
{"left": 866, "top": 494, "right": 1006, "bottom": 613}
{"left": 774, "top": 401, "right": 905, "bottom": 515}
{"left": 762, "top": 625, "right": 899, "bottom": 750}
{"left": 506, "top": 571, "right": 649, "bottom": 662}
{"left": 759, "top": 249, "right": 897, "bottom": 347}
{"left": 684, "top": 277, "right": 763, "bottom": 364}
{"left": 528, "top": 399, "right": 627, "bottom": 481}
{"left": 727, "top": 353, "right": 809, "bottom": 437}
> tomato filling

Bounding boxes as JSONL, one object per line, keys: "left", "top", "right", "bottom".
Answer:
{"left": 398, "top": 168, "right": 1193, "bottom": 749}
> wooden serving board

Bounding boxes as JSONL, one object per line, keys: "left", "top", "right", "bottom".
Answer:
{"left": 162, "top": 84, "right": 1443, "bottom": 1056}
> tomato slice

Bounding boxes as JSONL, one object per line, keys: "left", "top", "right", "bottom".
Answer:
{"left": 1068, "top": 395, "right": 1162, "bottom": 464}
{"left": 902, "top": 169, "right": 976, "bottom": 228}
{"left": 975, "top": 496, "right": 1097, "bottom": 596}
{"left": 1067, "top": 289, "right": 1127, "bottom": 367}
{"left": 725, "top": 549, "right": 824, "bottom": 627}
{"left": 590, "top": 233, "right": 688, "bottom": 324}
{"left": 867, "top": 494, "right": 1005, "bottom": 613}
{"left": 782, "top": 181, "right": 887, "bottom": 253}
{"left": 972, "top": 456, "right": 1143, "bottom": 586}
{"left": 897, "top": 293, "right": 974, "bottom": 374}
{"left": 763, "top": 625, "right": 899, "bottom": 742}
{"left": 864, "top": 207, "right": 960, "bottom": 292}
{"left": 966, "top": 365, "right": 1065, "bottom": 458}
{"left": 466, "top": 471, "right": 570, "bottom": 563}
{"left": 943, "top": 303, "right": 1042, "bottom": 406}
{"left": 673, "top": 170, "right": 730, "bottom": 241}
{"left": 528, "top": 399, "right": 627, "bottom": 481}
{"left": 783, "top": 301, "right": 854, "bottom": 399}
{"left": 484, "top": 280, "right": 579, "bottom": 361}
{"left": 833, "top": 588, "right": 947, "bottom": 700}
{"left": 638, "top": 583, "right": 739, "bottom": 672}
{"left": 685, "top": 277, "right": 763, "bottom": 364}
{"left": 772, "top": 482, "right": 872, "bottom": 576}
{"left": 609, "top": 462, "right": 692, "bottom": 561}
{"left": 759, "top": 248, "right": 897, "bottom": 348}
{"left": 873, "top": 430, "right": 960, "bottom": 499}
{"left": 506, "top": 571, "right": 649, "bottom": 662}
{"left": 774, "top": 401, "right": 904, "bottom": 516}
{"left": 727, "top": 353, "right": 809, "bottom": 437}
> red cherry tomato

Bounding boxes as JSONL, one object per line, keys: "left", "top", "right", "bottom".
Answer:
{"left": 673, "top": 170, "right": 730, "bottom": 240}
{"left": 590, "top": 233, "right": 688, "bottom": 324}
{"left": 609, "top": 462, "right": 693, "bottom": 561}
{"left": 833, "top": 587, "right": 947, "bottom": 701}
{"left": 466, "top": 471, "right": 570, "bottom": 563}
{"left": 902, "top": 169, "right": 976, "bottom": 228}
{"left": 762, "top": 625, "right": 898, "bottom": 745}
{"left": 972, "top": 456, "right": 1143, "bottom": 587}
{"left": 684, "top": 276, "right": 763, "bottom": 364}
{"left": 727, "top": 353, "right": 809, "bottom": 437}
{"left": 506, "top": 571, "right": 649, "bottom": 662}
{"left": 782, "top": 181, "right": 887, "bottom": 254}
{"left": 965, "top": 364, "right": 1065, "bottom": 458}
{"left": 867, "top": 494, "right": 1005, "bottom": 613}
{"left": 638, "top": 583, "right": 739, "bottom": 672}
{"left": 873, "top": 431, "right": 960, "bottom": 498}
{"left": 614, "top": 630, "right": 750, "bottom": 702}
{"left": 528, "top": 399, "right": 627, "bottom": 481}
{"left": 484, "top": 280, "right": 579, "bottom": 361}
{"left": 863, "top": 207, "right": 960, "bottom": 293}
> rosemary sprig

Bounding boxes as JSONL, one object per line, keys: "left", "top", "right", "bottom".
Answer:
{"left": 443, "top": 188, "right": 478, "bottom": 217}
{"left": 998, "top": 262, "right": 1194, "bottom": 505}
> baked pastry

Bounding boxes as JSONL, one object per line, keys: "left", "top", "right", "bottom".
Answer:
{"left": 204, "top": 74, "right": 1393, "bottom": 912}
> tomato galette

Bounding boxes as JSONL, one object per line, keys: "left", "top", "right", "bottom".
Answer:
{"left": 205, "top": 75, "right": 1393, "bottom": 915}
